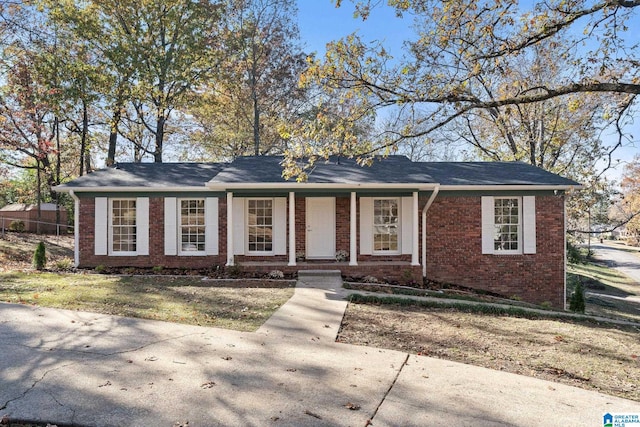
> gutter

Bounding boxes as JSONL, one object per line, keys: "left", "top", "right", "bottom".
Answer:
{"left": 207, "top": 182, "right": 439, "bottom": 191}
{"left": 437, "top": 184, "right": 582, "bottom": 192}
{"left": 53, "top": 185, "right": 211, "bottom": 193}
{"left": 69, "top": 190, "right": 80, "bottom": 268}
{"left": 421, "top": 185, "right": 440, "bottom": 278}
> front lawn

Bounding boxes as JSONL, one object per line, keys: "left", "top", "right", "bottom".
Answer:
{"left": 0, "top": 272, "right": 294, "bottom": 331}
{"left": 339, "top": 301, "right": 640, "bottom": 401}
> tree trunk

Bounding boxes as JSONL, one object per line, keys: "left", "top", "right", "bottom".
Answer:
{"left": 54, "top": 116, "right": 61, "bottom": 228}
{"left": 154, "top": 113, "right": 164, "bottom": 163}
{"left": 79, "top": 100, "right": 89, "bottom": 176}
{"left": 36, "top": 160, "right": 42, "bottom": 235}
{"left": 106, "top": 106, "right": 121, "bottom": 167}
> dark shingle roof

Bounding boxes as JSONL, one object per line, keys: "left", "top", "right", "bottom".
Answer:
{"left": 209, "top": 156, "right": 436, "bottom": 184}
{"left": 420, "top": 162, "right": 579, "bottom": 187}
{"left": 55, "top": 156, "right": 580, "bottom": 191}
{"left": 56, "top": 163, "right": 227, "bottom": 189}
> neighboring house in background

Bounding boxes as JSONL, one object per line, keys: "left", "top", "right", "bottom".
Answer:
{"left": 55, "top": 156, "right": 580, "bottom": 308}
{"left": 0, "top": 203, "right": 69, "bottom": 234}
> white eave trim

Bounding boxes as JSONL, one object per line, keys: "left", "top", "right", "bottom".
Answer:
{"left": 207, "top": 182, "right": 439, "bottom": 191}
{"left": 53, "top": 186, "right": 212, "bottom": 193}
{"left": 437, "top": 184, "right": 582, "bottom": 191}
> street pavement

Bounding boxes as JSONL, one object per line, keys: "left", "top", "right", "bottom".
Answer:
{"left": 1, "top": 270, "right": 639, "bottom": 426}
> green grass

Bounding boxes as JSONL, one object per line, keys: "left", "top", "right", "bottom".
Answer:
{"left": 0, "top": 272, "right": 294, "bottom": 331}
{"left": 568, "top": 261, "right": 640, "bottom": 322}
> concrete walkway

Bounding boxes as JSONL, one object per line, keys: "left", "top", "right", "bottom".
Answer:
{"left": 1, "top": 273, "right": 639, "bottom": 426}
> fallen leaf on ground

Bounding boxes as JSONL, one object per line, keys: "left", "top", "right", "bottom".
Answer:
{"left": 345, "top": 402, "right": 361, "bottom": 410}
{"left": 304, "top": 410, "right": 322, "bottom": 419}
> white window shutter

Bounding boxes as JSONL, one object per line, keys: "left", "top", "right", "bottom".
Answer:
{"left": 523, "top": 196, "right": 536, "bottom": 254}
{"left": 273, "top": 197, "right": 287, "bottom": 255}
{"left": 401, "top": 197, "right": 413, "bottom": 254}
{"left": 136, "top": 197, "right": 149, "bottom": 256}
{"left": 205, "top": 197, "right": 219, "bottom": 255}
{"left": 164, "top": 197, "right": 177, "bottom": 256}
{"left": 360, "top": 197, "right": 373, "bottom": 255}
{"left": 232, "top": 197, "right": 245, "bottom": 255}
{"left": 94, "top": 197, "right": 108, "bottom": 256}
{"left": 481, "top": 196, "right": 495, "bottom": 254}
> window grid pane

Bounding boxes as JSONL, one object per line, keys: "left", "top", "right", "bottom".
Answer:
{"left": 248, "top": 199, "right": 273, "bottom": 252}
{"left": 112, "top": 200, "right": 137, "bottom": 252}
{"left": 180, "top": 199, "right": 205, "bottom": 252}
{"left": 494, "top": 198, "right": 520, "bottom": 251}
{"left": 373, "top": 199, "right": 399, "bottom": 251}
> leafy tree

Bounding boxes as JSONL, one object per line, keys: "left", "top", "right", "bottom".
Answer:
{"left": 43, "top": 0, "right": 223, "bottom": 163}
{"left": 190, "top": 0, "right": 307, "bottom": 159}
{"left": 0, "top": 47, "right": 57, "bottom": 229}
{"left": 612, "top": 156, "right": 640, "bottom": 245}
{"left": 298, "top": 0, "right": 639, "bottom": 172}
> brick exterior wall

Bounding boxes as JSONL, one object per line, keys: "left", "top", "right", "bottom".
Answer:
{"left": 425, "top": 195, "right": 566, "bottom": 307}
{"left": 77, "top": 193, "right": 566, "bottom": 307}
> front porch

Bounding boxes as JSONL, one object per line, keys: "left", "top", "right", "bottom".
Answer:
{"left": 238, "top": 260, "right": 424, "bottom": 284}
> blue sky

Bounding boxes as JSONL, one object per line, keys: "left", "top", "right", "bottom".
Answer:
{"left": 296, "top": 1, "right": 640, "bottom": 180}
{"left": 297, "top": 1, "right": 412, "bottom": 57}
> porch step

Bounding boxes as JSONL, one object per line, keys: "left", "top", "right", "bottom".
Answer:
{"left": 297, "top": 270, "right": 344, "bottom": 293}
{"left": 297, "top": 270, "right": 342, "bottom": 278}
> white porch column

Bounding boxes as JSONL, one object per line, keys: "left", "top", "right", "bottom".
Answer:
{"left": 412, "top": 191, "right": 419, "bottom": 266}
{"left": 350, "top": 191, "right": 358, "bottom": 266}
{"left": 70, "top": 190, "right": 80, "bottom": 267}
{"left": 288, "top": 192, "right": 296, "bottom": 266}
{"left": 226, "top": 192, "right": 234, "bottom": 266}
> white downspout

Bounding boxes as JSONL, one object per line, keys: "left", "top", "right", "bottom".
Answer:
{"left": 226, "top": 192, "right": 234, "bottom": 266}
{"left": 421, "top": 185, "right": 440, "bottom": 278}
{"left": 288, "top": 192, "right": 296, "bottom": 266}
{"left": 350, "top": 191, "right": 358, "bottom": 266}
{"left": 69, "top": 190, "right": 80, "bottom": 267}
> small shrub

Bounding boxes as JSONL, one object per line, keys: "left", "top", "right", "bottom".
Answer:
{"left": 226, "top": 264, "right": 243, "bottom": 278}
{"left": 33, "top": 241, "right": 46, "bottom": 270}
{"left": 267, "top": 270, "right": 284, "bottom": 279}
{"left": 55, "top": 257, "right": 74, "bottom": 271}
{"left": 569, "top": 279, "right": 586, "bottom": 313}
{"left": 95, "top": 265, "right": 106, "bottom": 273}
{"left": 363, "top": 275, "right": 379, "bottom": 284}
{"left": 152, "top": 265, "right": 164, "bottom": 273}
{"left": 123, "top": 267, "right": 136, "bottom": 275}
{"left": 9, "top": 220, "right": 25, "bottom": 232}
{"left": 540, "top": 301, "right": 552, "bottom": 309}
{"left": 566, "top": 241, "right": 586, "bottom": 264}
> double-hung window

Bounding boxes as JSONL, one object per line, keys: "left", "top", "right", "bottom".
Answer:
{"left": 247, "top": 199, "right": 273, "bottom": 253}
{"left": 482, "top": 196, "right": 536, "bottom": 255}
{"left": 493, "top": 197, "right": 521, "bottom": 253}
{"left": 110, "top": 199, "right": 137, "bottom": 254}
{"left": 179, "top": 199, "right": 206, "bottom": 254}
{"left": 373, "top": 198, "right": 399, "bottom": 253}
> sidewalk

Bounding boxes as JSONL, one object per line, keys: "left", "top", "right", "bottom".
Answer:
{"left": 1, "top": 274, "right": 638, "bottom": 426}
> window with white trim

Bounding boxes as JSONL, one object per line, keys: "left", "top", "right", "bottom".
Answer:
{"left": 179, "top": 199, "right": 205, "bottom": 253}
{"left": 373, "top": 198, "right": 399, "bottom": 253}
{"left": 110, "top": 199, "right": 137, "bottom": 253}
{"left": 247, "top": 198, "right": 273, "bottom": 253}
{"left": 493, "top": 197, "right": 521, "bottom": 253}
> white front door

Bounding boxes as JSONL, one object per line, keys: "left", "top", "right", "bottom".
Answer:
{"left": 306, "top": 197, "right": 335, "bottom": 259}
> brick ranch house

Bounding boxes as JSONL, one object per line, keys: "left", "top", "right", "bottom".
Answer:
{"left": 55, "top": 156, "right": 580, "bottom": 308}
